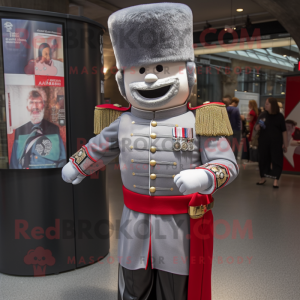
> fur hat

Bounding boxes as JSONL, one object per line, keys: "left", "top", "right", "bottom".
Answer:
{"left": 108, "top": 3, "right": 194, "bottom": 70}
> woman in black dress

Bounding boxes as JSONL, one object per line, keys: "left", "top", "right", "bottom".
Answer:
{"left": 256, "top": 98, "right": 288, "bottom": 188}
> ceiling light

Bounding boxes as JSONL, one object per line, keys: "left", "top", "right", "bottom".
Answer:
{"left": 236, "top": 8, "right": 243, "bottom": 12}
{"left": 224, "top": 25, "right": 235, "bottom": 33}
{"left": 283, "top": 55, "right": 287, "bottom": 57}
{"left": 281, "top": 92, "right": 285, "bottom": 94}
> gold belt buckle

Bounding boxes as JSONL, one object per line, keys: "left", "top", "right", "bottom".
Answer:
{"left": 188, "top": 201, "right": 214, "bottom": 219}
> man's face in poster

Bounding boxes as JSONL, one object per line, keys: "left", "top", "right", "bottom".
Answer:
{"left": 27, "top": 94, "right": 45, "bottom": 124}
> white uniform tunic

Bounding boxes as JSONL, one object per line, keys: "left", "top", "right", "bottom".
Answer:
{"left": 72, "top": 103, "right": 239, "bottom": 275}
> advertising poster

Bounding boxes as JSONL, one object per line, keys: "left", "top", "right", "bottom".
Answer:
{"left": 284, "top": 101, "right": 300, "bottom": 169}
{"left": 283, "top": 76, "right": 300, "bottom": 172}
{"left": 2, "top": 19, "right": 66, "bottom": 169}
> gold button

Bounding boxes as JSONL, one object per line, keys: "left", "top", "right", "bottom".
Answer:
{"left": 150, "top": 173, "right": 156, "bottom": 180}
{"left": 151, "top": 121, "right": 157, "bottom": 127}
{"left": 132, "top": 172, "right": 135, "bottom": 176}
{"left": 131, "top": 133, "right": 133, "bottom": 136}
{"left": 173, "top": 162, "right": 177, "bottom": 166}
{"left": 130, "top": 146, "right": 133, "bottom": 149}
{"left": 175, "top": 124, "right": 178, "bottom": 127}
{"left": 131, "top": 159, "right": 134, "bottom": 163}
{"left": 150, "top": 187, "right": 156, "bottom": 193}
{"left": 150, "top": 146, "right": 156, "bottom": 153}
{"left": 132, "top": 121, "right": 135, "bottom": 124}
{"left": 150, "top": 160, "right": 156, "bottom": 166}
{"left": 170, "top": 188, "right": 173, "bottom": 191}
{"left": 150, "top": 133, "right": 157, "bottom": 139}
{"left": 133, "top": 185, "right": 136, "bottom": 188}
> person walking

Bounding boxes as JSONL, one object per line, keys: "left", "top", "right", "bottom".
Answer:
{"left": 226, "top": 97, "right": 241, "bottom": 158}
{"left": 248, "top": 100, "right": 258, "bottom": 143}
{"left": 256, "top": 98, "right": 288, "bottom": 188}
{"left": 241, "top": 114, "right": 250, "bottom": 162}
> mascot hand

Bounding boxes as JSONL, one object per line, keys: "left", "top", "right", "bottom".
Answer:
{"left": 174, "top": 169, "right": 212, "bottom": 195}
{"left": 62, "top": 162, "right": 86, "bottom": 185}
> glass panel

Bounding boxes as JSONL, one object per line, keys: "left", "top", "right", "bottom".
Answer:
{"left": 236, "top": 51, "right": 249, "bottom": 57}
{"left": 254, "top": 49, "right": 268, "bottom": 54}
{"left": 247, "top": 52, "right": 259, "bottom": 59}
{"left": 257, "top": 55, "right": 270, "bottom": 62}
{"left": 195, "top": 40, "right": 293, "bottom": 108}
{"left": 289, "top": 57, "right": 298, "bottom": 63}
{"left": 277, "top": 60, "right": 287, "bottom": 65}
{"left": 269, "top": 57, "right": 278, "bottom": 64}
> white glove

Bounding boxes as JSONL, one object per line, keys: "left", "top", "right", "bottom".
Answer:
{"left": 62, "top": 162, "right": 86, "bottom": 185}
{"left": 174, "top": 169, "right": 212, "bottom": 195}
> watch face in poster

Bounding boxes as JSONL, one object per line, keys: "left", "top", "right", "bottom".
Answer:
{"left": 2, "top": 19, "right": 66, "bottom": 169}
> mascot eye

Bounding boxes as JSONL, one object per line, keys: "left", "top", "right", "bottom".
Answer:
{"left": 156, "top": 65, "right": 163, "bottom": 72}
{"left": 139, "top": 67, "right": 146, "bottom": 74}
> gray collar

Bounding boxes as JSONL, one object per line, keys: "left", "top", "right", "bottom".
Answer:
{"left": 130, "top": 103, "right": 188, "bottom": 120}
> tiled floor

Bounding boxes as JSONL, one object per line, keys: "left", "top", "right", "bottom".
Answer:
{"left": 1, "top": 162, "right": 300, "bottom": 300}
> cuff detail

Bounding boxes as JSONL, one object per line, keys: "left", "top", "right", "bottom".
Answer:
{"left": 203, "top": 163, "right": 230, "bottom": 190}
{"left": 70, "top": 147, "right": 95, "bottom": 176}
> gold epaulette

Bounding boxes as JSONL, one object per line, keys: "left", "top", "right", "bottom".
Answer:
{"left": 188, "top": 102, "right": 233, "bottom": 136}
{"left": 94, "top": 104, "right": 131, "bottom": 135}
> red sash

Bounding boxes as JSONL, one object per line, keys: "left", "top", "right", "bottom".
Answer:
{"left": 123, "top": 186, "right": 214, "bottom": 300}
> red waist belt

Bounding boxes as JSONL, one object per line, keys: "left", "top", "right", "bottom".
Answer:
{"left": 123, "top": 186, "right": 214, "bottom": 300}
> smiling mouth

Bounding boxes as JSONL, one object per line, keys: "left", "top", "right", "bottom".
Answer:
{"left": 137, "top": 85, "right": 171, "bottom": 99}
{"left": 129, "top": 77, "right": 180, "bottom": 109}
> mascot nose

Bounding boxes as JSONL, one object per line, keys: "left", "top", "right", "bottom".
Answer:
{"left": 144, "top": 73, "right": 158, "bottom": 83}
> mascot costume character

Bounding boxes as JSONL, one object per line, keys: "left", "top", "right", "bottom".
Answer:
{"left": 62, "top": 3, "right": 239, "bottom": 300}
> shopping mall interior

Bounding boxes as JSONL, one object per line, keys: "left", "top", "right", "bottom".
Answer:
{"left": 0, "top": 1, "right": 299, "bottom": 300}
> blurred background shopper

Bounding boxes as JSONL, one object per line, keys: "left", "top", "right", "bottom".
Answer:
{"left": 248, "top": 100, "right": 258, "bottom": 143}
{"left": 256, "top": 98, "right": 288, "bottom": 187}
{"left": 226, "top": 97, "right": 241, "bottom": 158}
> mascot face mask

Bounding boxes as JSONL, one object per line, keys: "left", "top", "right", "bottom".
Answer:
{"left": 108, "top": 3, "right": 196, "bottom": 111}
{"left": 124, "top": 62, "right": 190, "bottom": 111}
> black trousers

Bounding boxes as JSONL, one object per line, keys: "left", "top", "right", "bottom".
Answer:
{"left": 118, "top": 264, "right": 188, "bottom": 300}
{"left": 258, "top": 142, "right": 283, "bottom": 180}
